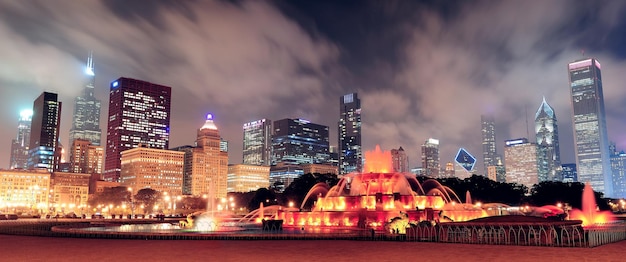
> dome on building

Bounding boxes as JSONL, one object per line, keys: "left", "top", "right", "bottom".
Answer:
{"left": 200, "top": 114, "right": 218, "bottom": 130}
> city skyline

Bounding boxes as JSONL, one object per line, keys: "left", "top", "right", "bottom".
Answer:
{"left": 3, "top": 1, "right": 626, "bottom": 173}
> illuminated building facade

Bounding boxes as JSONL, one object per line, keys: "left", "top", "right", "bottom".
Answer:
{"left": 51, "top": 172, "right": 90, "bottom": 213}
{"left": 104, "top": 77, "right": 171, "bottom": 182}
{"left": 422, "top": 139, "right": 440, "bottom": 178}
{"left": 120, "top": 147, "right": 184, "bottom": 196}
{"left": 0, "top": 169, "right": 50, "bottom": 213}
{"left": 481, "top": 115, "right": 497, "bottom": 176}
{"left": 504, "top": 138, "right": 539, "bottom": 190}
{"left": 535, "top": 97, "right": 562, "bottom": 182}
{"left": 9, "top": 110, "right": 32, "bottom": 169}
{"left": 487, "top": 159, "right": 506, "bottom": 183}
{"left": 28, "top": 92, "right": 62, "bottom": 172}
{"left": 190, "top": 115, "right": 228, "bottom": 198}
{"left": 568, "top": 58, "right": 613, "bottom": 197}
{"left": 242, "top": 119, "right": 272, "bottom": 166}
{"left": 269, "top": 163, "right": 303, "bottom": 192}
{"left": 338, "top": 93, "right": 362, "bottom": 174}
{"left": 561, "top": 163, "right": 577, "bottom": 182}
{"left": 390, "top": 147, "right": 409, "bottom": 173}
{"left": 69, "top": 52, "right": 102, "bottom": 149}
{"left": 227, "top": 164, "right": 270, "bottom": 193}
{"left": 69, "top": 139, "right": 103, "bottom": 175}
{"left": 171, "top": 145, "right": 194, "bottom": 195}
{"left": 272, "top": 118, "right": 329, "bottom": 165}
{"left": 454, "top": 148, "right": 476, "bottom": 179}
{"left": 302, "top": 163, "right": 338, "bottom": 175}
{"left": 610, "top": 145, "right": 626, "bottom": 198}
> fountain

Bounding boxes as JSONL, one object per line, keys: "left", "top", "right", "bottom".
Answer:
{"left": 568, "top": 183, "right": 615, "bottom": 227}
{"left": 275, "top": 145, "right": 487, "bottom": 229}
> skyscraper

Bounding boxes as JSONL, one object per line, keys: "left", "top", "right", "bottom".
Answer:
{"left": 390, "top": 147, "right": 409, "bottom": 173}
{"left": 103, "top": 77, "right": 171, "bottom": 182}
{"left": 481, "top": 115, "right": 497, "bottom": 176}
{"left": 535, "top": 97, "right": 561, "bottom": 182}
{"left": 272, "top": 118, "right": 329, "bottom": 165}
{"left": 610, "top": 144, "right": 626, "bottom": 199}
{"left": 568, "top": 58, "right": 613, "bottom": 197}
{"left": 28, "top": 92, "right": 62, "bottom": 172}
{"left": 242, "top": 119, "right": 272, "bottom": 166}
{"left": 69, "top": 52, "right": 102, "bottom": 148}
{"left": 504, "top": 138, "right": 538, "bottom": 190}
{"left": 191, "top": 114, "right": 228, "bottom": 198}
{"left": 421, "top": 138, "right": 440, "bottom": 178}
{"left": 9, "top": 109, "right": 32, "bottom": 169}
{"left": 338, "top": 93, "right": 362, "bottom": 174}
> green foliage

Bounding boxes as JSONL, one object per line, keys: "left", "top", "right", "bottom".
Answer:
{"left": 89, "top": 186, "right": 131, "bottom": 207}
{"left": 134, "top": 188, "right": 161, "bottom": 213}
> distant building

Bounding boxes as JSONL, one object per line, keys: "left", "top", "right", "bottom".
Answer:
{"left": 120, "top": 147, "right": 184, "bottom": 196}
{"left": 610, "top": 144, "right": 626, "bottom": 198}
{"left": 104, "top": 77, "right": 171, "bottom": 182}
{"left": 535, "top": 97, "right": 561, "bottom": 182}
{"left": 171, "top": 145, "right": 194, "bottom": 195}
{"left": 302, "top": 163, "right": 338, "bottom": 175}
{"left": 568, "top": 58, "right": 613, "bottom": 197}
{"left": 51, "top": 172, "right": 91, "bottom": 213}
{"left": 0, "top": 169, "right": 50, "bottom": 213}
{"left": 487, "top": 159, "right": 506, "bottom": 183}
{"left": 454, "top": 148, "right": 476, "bottom": 180}
{"left": 391, "top": 147, "right": 409, "bottom": 173}
{"left": 191, "top": 115, "right": 228, "bottom": 198}
{"left": 422, "top": 139, "right": 440, "bottom": 177}
{"left": 227, "top": 164, "right": 270, "bottom": 193}
{"left": 69, "top": 139, "right": 103, "bottom": 175}
{"left": 481, "top": 115, "right": 497, "bottom": 176}
{"left": 338, "top": 93, "right": 362, "bottom": 174}
{"left": 220, "top": 138, "right": 228, "bottom": 153}
{"left": 270, "top": 164, "right": 304, "bottom": 192}
{"left": 28, "top": 92, "right": 62, "bottom": 172}
{"left": 444, "top": 162, "right": 455, "bottom": 178}
{"left": 561, "top": 163, "right": 577, "bottom": 183}
{"left": 242, "top": 119, "right": 272, "bottom": 166}
{"left": 9, "top": 110, "right": 32, "bottom": 169}
{"left": 69, "top": 52, "right": 102, "bottom": 151}
{"left": 272, "top": 118, "right": 329, "bottom": 165}
{"left": 504, "top": 138, "right": 538, "bottom": 190}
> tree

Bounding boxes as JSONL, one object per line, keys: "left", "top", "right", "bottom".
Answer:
{"left": 89, "top": 186, "right": 131, "bottom": 208}
{"left": 281, "top": 173, "right": 339, "bottom": 209}
{"left": 134, "top": 188, "right": 161, "bottom": 214}
{"left": 247, "top": 188, "right": 278, "bottom": 211}
{"left": 529, "top": 181, "right": 610, "bottom": 210}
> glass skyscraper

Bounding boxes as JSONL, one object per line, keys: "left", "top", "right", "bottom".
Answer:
{"left": 338, "top": 93, "right": 362, "bottom": 174}
{"left": 9, "top": 110, "right": 32, "bottom": 169}
{"left": 421, "top": 138, "right": 440, "bottom": 178}
{"left": 104, "top": 77, "right": 171, "bottom": 182}
{"left": 481, "top": 115, "right": 497, "bottom": 176}
{"left": 535, "top": 97, "right": 561, "bottom": 182}
{"left": 272, "top": 118, "right": 329, "bottom": 165}
{"left": 69, "top": 52, "right": 102, "bottom": 147}
{"left": 242, "top": 119, "right": 272, "bottom": 166}
{"left": 568, "top": 58, "right": 613, "bottom": 197}
{"left": 28, "top": 92, "right": 62, "bottom": 172}
{"left": 504, "top": 138, "right": 538, "bottom": 191}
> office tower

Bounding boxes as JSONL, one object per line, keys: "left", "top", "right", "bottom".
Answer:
{"left": 338, "top": 93, "right": 362, "bottom": 174}
{"left": 120, "top": 146, "right": 184, "bottom": 195}
{"left": 227, "top": 164, "right": 270, "bottom": 193}
{"left": 561, "top": 163, "right": 577, "bottom": 183}
{"left": 242, "top": 119, "right": 273, "bottom": 166}
{"left": 568, "top": 58, "right": 613, "bottom": 196}
{"left": 454, "top": 148, "right": 476, "bottom": 179}
{"left": 487, "top": 159, "right": 506, "bottom": 183}
{"left": 481, "top": 115, "right": 497, "bottom": 175}
{"left": 270, "top": 164, "right": 304, "bottom": 192}
{"left": 421, "top": 139, "right": 440, "bottom": 177}
{"left": 69, "top": 139, "right": 103, "bottom": 175}
{"left": 104, "top": 77, "right": 171, "bottom": 182}
{"left": 390, "top": 147, "right": 409, "bottom": 173}
{"left": 69, "top": 52, "right": 102, "bottom": 149}
{"left": 504, "top": 138, "right": 539, "bottom": 190}
{"left": 171, "top": 145, "right": 194, "bottom": 195}
{"left": 28, "top": 92, "right": 62, "bottom": 172}
{"left": 535, "top": 97, "right": 562, "bottom": 182}
{"left": 191, "top": 114, "right": 228, "bottom": 198}
{"left": 273, "top": 118, "right": 329, "bottom": 165}
{"left": 9, "top": 110, "right": 32, "bottom": 169}
{"left": 610, "top": 144, "right": 626, "bottom": 198}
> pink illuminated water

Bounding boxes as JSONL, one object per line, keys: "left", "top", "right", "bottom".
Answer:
{"left": 569, "top": 183, "right": 615, "bottom": 227}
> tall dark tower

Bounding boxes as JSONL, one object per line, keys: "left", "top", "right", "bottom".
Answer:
{"left": 481, "top": 114, "right": 497, "bottom": 176}
{"left": 242, "top": 119, "right": 272, "bottom": 166}
{"left": 568, "top": 58, "right": 612, "bottom": 197}
{"left": 69, "top": 52, "right": 102, "bottom": 147}
{"left": 535, "top": 97, "right": 561, "bottom": 182}
{"left": 338, "top": 93, "right": 362, "bottom": 174}
{"left": 103, "top": 77, "right": 171, "bottom": 182}
{"left": 28, "top": 92, "right": 62, "bottom": 172}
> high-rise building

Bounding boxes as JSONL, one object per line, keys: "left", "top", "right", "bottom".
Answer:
{"left": 422, "top": 139, "right": 440, "bottom": 177}
{"left": 454, "top": 148, "right": 476, "bottom": 179}
{"left": 610, "top": 144, "right": 626, "bottom": 198}
{"left": 391, "top": 147, "right": 409, "bottom": 173}
{"left": 561, "top": 163, "right": 577, "bottom": 183}
{"left": 104, "top": 77, "right": 171, "bottom": 182}
{"left": 338, "top": 93, "right": 362, "bottom": 174}
{"left": 272, "top": 118, "right": 329, "bottom": 165}
{"left": 28, "top": 92, "right": 62, "bottom": 172}
{"left": 269, "top": 163, "right": 303, "bottom": 192}
{"left": 190, "top": 114, "right": 228, "bottom": 198}
{"left": 69, "top": 52, "right": 102, "bottom": 149}
{"left": 535, "top": 97, "right": 561, "bottom": 182}
{"left": 120, "top": 146, "right": 184, "bottom": 196}
{"left": 504, "top": 138, "right": 538, "bottom": 190}
{"left": 171, "top": 145, "right": 194, "bottom": 195}
{"left": 9, "top": 110, "right": 32, "bottom": 169}
{"left": 481, "top": 115, "right": 497, "bottom": 175}
{"left": 69, "top": 139, "right": 103, "bottom": 175}
{"left": 227, "top": 164, "right": 270, "bottom": 193}
{"left": 242, "top": 119, "right": 272, "bottom": 166}
{"left": 568, "top": 58, "right": 613, "bottom": 197}
{"left": 487, "top": 159, "right": 506, "bottom": 183}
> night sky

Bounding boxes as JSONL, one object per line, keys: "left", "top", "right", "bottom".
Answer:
{"left": 1, "top": 0, "right": 626, "bottom": 173}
